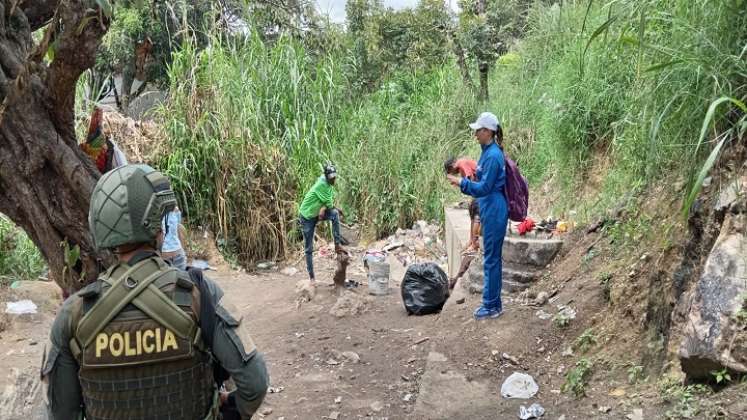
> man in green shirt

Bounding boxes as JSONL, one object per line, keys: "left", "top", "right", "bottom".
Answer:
{"left": 299, "top": 163, "right": 345, "bottom": 283}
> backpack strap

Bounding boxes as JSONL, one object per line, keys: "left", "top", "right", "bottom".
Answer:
{"left": 98, "top": 259, "right": 197, "bottom": 341}
{"left": 73, "top": 258, "right": 196, "bottom": 356}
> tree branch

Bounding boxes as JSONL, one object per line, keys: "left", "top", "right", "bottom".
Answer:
{"left": 47, "top": 0, "right": 109, "bottom": 137}
{"left": 21, "top": 0, "right": 59, "bottom": 31}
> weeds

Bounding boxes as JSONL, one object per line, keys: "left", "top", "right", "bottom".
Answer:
{"left": 0, "top": 216, "right": 46, "bottom": 286}
{"left": 659, "top": 377, "right": 710, "bottom": 419}
{"left": 710, "top": 369, "right": 731, "bottom": 385}
{"left": 562, "top": 358, "right": 594, "bottom": 398}
{"left": 627, "top": 364, "right": 645, "bottom": 384}
{"left": 598, "top": 272, "right": 613, "bottom": 302}
{"left": 573, "top": 329, "right": 598, "bottom": 353}
{"left": 553, "top": 312, "right": 572, "bottom": 328}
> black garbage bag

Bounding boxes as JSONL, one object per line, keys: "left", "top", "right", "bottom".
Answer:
{"left": 401, "top": 263, "right": 449, "bottom": 315}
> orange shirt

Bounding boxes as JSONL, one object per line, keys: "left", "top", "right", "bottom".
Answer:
{"left": 454, "top": 158, "right": 477, "bottom": 180}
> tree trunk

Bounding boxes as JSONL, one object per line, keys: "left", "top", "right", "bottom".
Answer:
{"left": 120, "top": 60, "right": 136, "bottom": 113}
{"left": 448, "top": 30, "right": 474, "bottom": 91}
{"left": 0, "top": 0, "right": 111, "bottom": 293}
{"left": 476, "top": 0, "right": 489, "bottom": 103}
{"left": 478, "top": 61, "right": 489, "bottom": 103}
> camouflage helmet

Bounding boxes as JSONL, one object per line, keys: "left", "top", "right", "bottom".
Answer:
{"left": 89, "top": 164, "right": 176, "bottom": 250}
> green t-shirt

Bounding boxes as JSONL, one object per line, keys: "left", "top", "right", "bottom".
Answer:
{"left": 299, "top": 176, "right": 335, "bottom": 219}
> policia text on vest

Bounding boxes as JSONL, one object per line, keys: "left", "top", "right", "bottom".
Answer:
{"left": 95, "top": 327, "right": 178, "bottom": 357}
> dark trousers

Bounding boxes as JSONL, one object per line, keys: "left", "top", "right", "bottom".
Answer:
{"left": 299, "top": 209, "right": 342, "bottom": 280}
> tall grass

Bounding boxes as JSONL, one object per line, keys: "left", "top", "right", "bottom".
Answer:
{"left": 489, "top": 0, "right": 746, "bottom": 218}
{"left": 155, "top": 0, "right": 745, "bottom": 267}
{"left": 0, "top": 215, "right": 46, "bottom": 285}
{"left": 157, "top": 33, "right": 476, "bottom": 265}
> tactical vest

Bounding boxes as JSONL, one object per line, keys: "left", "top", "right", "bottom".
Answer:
{"left": 70, "top": 256, "right": 217, "bottom": 420}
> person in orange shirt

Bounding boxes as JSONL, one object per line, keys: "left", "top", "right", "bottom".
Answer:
{"left": 444, "top": 157, "right": 481, "bottom": 254}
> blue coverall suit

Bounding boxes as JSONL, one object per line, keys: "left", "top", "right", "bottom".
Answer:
{"left": 460, "top": 141, "right": 509, "bottom": 311}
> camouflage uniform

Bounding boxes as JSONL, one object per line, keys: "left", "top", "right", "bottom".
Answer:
{"left": 42, "top": 165, "right": 268, "bottom": 419}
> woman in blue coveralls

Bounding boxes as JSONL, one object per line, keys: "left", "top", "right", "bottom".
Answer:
{"left": 447, "top": 112, "right": 509, "bottom": 320}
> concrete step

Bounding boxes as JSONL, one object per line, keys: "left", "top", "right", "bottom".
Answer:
{"left": 503, "top": 265, "right": 540, "bottom": 284}
{"left": 502, "top": 236, "right": 563, "bottom": 268}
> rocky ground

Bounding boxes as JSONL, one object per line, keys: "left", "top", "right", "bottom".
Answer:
{"left": 1, "top": 216, "right": 746, "bottom": 419}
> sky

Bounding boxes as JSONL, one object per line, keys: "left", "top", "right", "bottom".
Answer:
{"left": 316, "top": 0, "right": 460, "bottom": 23}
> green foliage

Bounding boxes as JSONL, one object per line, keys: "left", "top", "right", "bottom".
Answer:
{"left": 598, "top": 272, "right": 613, "bottom": 302}
{"left": 735, "top": 294, "right": 747, "bottom": 324}
{"left": 710, "top": 369, "right": 731, "bottom": 385}
{"left": 627, "top": 364, "right": 645, "bottom": 384}
{"left": 682, "top": 96, "right": 747, "bottom": 219}
{"left": 157, "top": 31, "right": 476, "bottom": 266}
{"left": 562, "top": 358, "right": 594, "bottom": 398}
{"left": 345, "top": 0, "right": 452, "bottom": 90}
{"left": 484, "top": 0, "right": 747, "bottom": 219}
{"left": 659, "top": 377, "right": 710, "bottom": 419}
{"left": 0, "top": 216, "right": 46, "bottom": 286}
{"left": 553, "top": 311, "right": 572, "bottom": 328}
{"left": 573, "top": 328, "right": 598, "bottom": 353}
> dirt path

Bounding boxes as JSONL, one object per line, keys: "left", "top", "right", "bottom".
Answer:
{"left": 3, "top": 236, "right": 745, "bottom": 419}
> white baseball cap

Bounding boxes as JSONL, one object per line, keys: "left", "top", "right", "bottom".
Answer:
{"left": 469, "top": 112, "right": 500, "bottom": 132}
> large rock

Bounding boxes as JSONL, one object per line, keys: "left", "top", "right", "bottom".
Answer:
{"left": 679, "top": 213, "right": 747, "bottom": 379}
{"left": 502, "top": 236, "right": 563, "bottom": 268}
{"left": 8, "top": 280, "right": 61, "bottom": 312}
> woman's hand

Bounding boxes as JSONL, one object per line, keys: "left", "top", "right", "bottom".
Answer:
{"left": 446, "top": 174, "right": 462, "bottom": 187}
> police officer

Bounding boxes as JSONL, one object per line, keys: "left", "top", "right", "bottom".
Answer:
{"left": 42, "top": 164, "right": 269, "bottom": 419}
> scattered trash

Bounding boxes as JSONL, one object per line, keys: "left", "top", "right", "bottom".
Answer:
{"left": 334, "top": 396, "right": 342, "bottom": 404}
{"left": 556, "top": 305, "right": 576, "bottom": 320}
{"left": 327, "top": 411, "right": 340, "bottom": 420}
{"left": 281, "top": 267, "right": 298, "bottom": 276}
{"left": 370, "top": 401, "right": 384, "bottom": 412}
{"left": 367, "top": 259, "right": 390, "bottom": 296}
{"left": 626, "top": 408, "right": 644, "bottom": 420}
{"left": 344, "top": 279, "right": 360, "bottom": 289}
{"left": 414, "top": 337, "right": 430, "bottom": 345}
{"left": 326, "top": 358, "right": 340, "bottom": 366}
{"left": 535, "top": 309, "right": 552, "bottom": 320}
{"left": 502, "top": 353, "right": 520, "bottom": 365}
{"left": 363, "top": 250, "right": 386, "bottom": 269}
{"left": 268, "top": 386, "right": 284, "bottom": 394}
{"left": 190, "top": 259, "right": 213, "bottom": 270}
{"left": 342, "top": 351, "right": 360, "bottom": 363}
{"left": 383, "top": 241, "right": 404, "bottom": 252}
{"left": 456, "top": 297, "right": 465, "bottom": 304}
{"left": 403, "top": 393, "right": 413, "bottom": 402}
{"left": 598, "top": 406, "right": 612, "bottom": 413}
{"left": 401, "top": 263, "right": 449, "bottom": 315}
{"left": 517, "top": 218, "right": 536, "bottom": 236}
{"left": 256, "top": 261, "right": 276, "bottom": 270}
{"left": 5, "top": 300, "right": 38, "bottom": 315}
{"left": 501, "top": 372, "right": 539, "bottom": 399}
{"left": 518, "top": 403, "right": 545, "bottom": 419}
{"left": 561, "top": 347, "right": 574, "bottom": 357}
